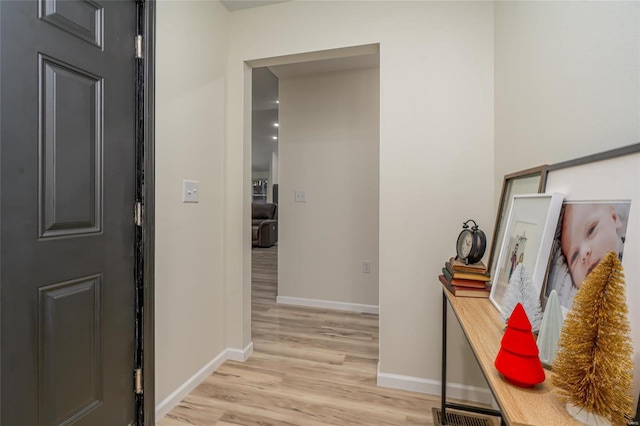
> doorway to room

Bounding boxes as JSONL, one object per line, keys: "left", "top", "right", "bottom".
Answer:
{"left": 248, "top": 45, "right": 381, "bottom": 350}
{"left": 250, "top": 67, "right": 280, "bottom": 338}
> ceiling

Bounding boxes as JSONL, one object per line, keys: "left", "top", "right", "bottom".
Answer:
{"left": 268, "top": 54, "right": 379, "bottom": 79}
{"left": 220, "top": 0, "right": 289, "bottom": 12}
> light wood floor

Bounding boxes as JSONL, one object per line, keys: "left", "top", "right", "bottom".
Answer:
{"left": 157, "top": 245, "right": 446, "bottom": 425}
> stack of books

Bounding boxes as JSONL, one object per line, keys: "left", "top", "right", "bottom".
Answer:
{"left": 438, "top": 257, "right": 491, "bottom": 298}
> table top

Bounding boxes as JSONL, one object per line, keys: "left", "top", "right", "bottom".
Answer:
{"left": 443, "top": 288, "right": 582, "bottom": 426}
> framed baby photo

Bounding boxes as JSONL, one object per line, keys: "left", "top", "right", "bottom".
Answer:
{"left": 542, "top": 200, "right": 631, "bottom": 314}
{"left": 490, "top": 193, "right": 564, "bottom": 319}
{"left": 542, "top": 143, "right": 640, "bottom": 313}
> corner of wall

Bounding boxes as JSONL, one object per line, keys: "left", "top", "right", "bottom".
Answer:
{"left": 155, "top": 342, "right": 254, "bottom": 421}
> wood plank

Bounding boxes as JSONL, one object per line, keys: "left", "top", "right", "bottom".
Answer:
{"left": 159, "top": 394, "right": 226, "bottom": 425}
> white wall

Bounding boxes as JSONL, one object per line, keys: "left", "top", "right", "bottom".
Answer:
{"left": 155, "top": 0, "right": 229, "bottom": 406}
{"left": 227, "top": 1, "right": 494, "bottom": 392}
{"left": 153, "top": 0, "right": 639, "bottom": 412}
{"left": 494, "top": 0, "right": 640, "bottom": 398}
{"left": 277, "top": 67, "right": 380, "bottom": 309}
{"left": 494, "top": 1, "right": 639, "bottom": 180}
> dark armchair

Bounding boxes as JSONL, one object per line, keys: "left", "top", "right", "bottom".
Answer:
{"left": 252, "top": 203, "right": 278, "bottom": 248}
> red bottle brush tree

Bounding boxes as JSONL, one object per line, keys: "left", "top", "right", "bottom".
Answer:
{"left": 494, "top": 303, "right": 545, "bottom": 388}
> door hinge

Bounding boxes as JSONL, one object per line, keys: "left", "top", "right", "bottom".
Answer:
{"left": 134, "top": 202, "right": 143, "bottom": 226}
{"left": 135, "top": 35, "right": 143, "bottom": 59}
{"left": 134, "top": 368, "right": 143, "bottom": 394}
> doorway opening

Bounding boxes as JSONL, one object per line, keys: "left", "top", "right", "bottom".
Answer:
{"left": 248, "top": 44, "right": 381, "bottom": 357}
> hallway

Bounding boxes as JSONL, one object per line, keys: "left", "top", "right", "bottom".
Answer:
{"left": 158, "top": 245, "right": 441, "bottom": 425}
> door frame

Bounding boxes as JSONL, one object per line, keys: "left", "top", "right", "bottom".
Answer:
{"left": 140, "top": 0, "right": 156, "bottom": 424}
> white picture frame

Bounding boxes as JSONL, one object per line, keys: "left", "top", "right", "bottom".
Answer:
{"left": 487, "top": 166, "right": 546, "bottom": 284}
{"left": 490, "top": 193, "right": 564, "bottom": 319}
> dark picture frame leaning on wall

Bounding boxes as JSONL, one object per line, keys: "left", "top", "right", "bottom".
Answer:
{"left": 540, "top": 142, "right": 640, "bottom": 422}
{"left": 541, "top": 143, "right": 640, "bottom": 308}
{"left": 487, "top": 166, "right": 546, "bottom": 284}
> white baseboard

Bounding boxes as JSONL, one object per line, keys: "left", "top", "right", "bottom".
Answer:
{"left": 376, "top": 363, "right": 493, "bottom": 406}
{"left": 226, "top": 341, "right": 254, "bottom": 362}
{"left": 276, "top": 295, "right": 379, "bottom": 314}
{"left": 156, "top": 344, "right": 254, "bottom": 420}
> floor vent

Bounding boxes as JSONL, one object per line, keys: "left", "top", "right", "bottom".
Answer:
{"left": 431, "top": 407, "right": 498, "bottom": 426}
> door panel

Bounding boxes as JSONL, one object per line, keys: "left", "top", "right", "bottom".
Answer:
{"left": 38, "top": 275, "right": 103, "bottom": 425}
{"left": 1, "top": 1, "right": 137, "bottom": 424}
{"left": 39, "top": 0, "right": 104, "bottom": 48}
{"left": 39, "top": 54, "right": 103, "bottom": 238}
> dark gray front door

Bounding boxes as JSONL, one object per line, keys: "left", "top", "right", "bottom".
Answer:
{"left": 1, "top": 1, "right": 137, "bottom": 424}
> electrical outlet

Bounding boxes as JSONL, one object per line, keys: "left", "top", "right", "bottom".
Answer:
{"left": 183, "top": 180, "right": 199, "bottom": 203}
{"left": 295, "top": 190, "right": 307, "bottom": 203}
{"left": 362, "top": 261, "right": 371, "bottom": 273}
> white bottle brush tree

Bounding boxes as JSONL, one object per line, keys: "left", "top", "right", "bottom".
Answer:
{"left": 502, "top": 263, "right": 543, "bottom": 332}
{"left": 536, "top": 289, "right": 564, "bottom": 368}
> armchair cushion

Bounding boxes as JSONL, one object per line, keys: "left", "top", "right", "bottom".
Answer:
{"left": 252, "top": 203, "right": 278, "bottom": 247}
{"left": 252, "top": 203, "right": 277, "bottom": 220}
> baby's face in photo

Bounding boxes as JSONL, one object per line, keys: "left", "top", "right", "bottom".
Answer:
{"left": 561, "top": 204, "right": 622, "bottom": 288}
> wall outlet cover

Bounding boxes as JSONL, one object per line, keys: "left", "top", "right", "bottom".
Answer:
{"left": 183, "top": 180, "right": 199, "bottom": 203}
{"left": 295, "top": 190, "right": 307, "bottom": 203}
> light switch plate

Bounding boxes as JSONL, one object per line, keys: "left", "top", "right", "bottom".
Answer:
{"left": 183, "top": 180, "right": 199, "bottom": 203}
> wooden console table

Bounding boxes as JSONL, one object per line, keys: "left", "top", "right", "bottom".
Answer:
{"left": 441, "top": 286, "right": 582, "bottom": 425}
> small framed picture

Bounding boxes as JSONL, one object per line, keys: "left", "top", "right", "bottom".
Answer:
{"left": 487, "top": 166, "right": 546, "bottom": 282}
{"left": 490, "top": 193, "right": 564, "bottom": 318}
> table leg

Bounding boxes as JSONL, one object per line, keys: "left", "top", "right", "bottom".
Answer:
{"left": 441, "top": 290, "right": 447, "bottom": 425}
{"left": 440, "top": 289, "right": 504, "bottom": 424}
